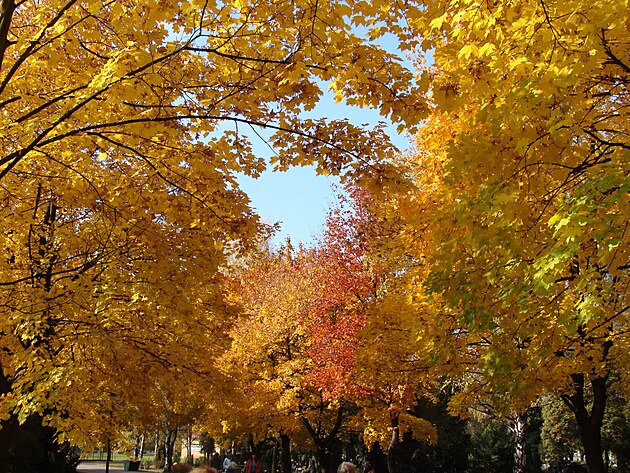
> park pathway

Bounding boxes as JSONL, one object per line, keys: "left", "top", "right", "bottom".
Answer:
{"left": 77, "top": 461, "right": 159, "bottom": 473}
{"left": 77, "top": 461, "right": 126, "bottom": 472}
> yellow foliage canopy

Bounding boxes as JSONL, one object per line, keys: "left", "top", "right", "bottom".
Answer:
{"left": 371, "top": 0, "right": 629, "bottom": 419}
{"left": 0, "top": 0, "right": 423, "bottom": 444}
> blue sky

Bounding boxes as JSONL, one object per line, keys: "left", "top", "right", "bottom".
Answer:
{"left": 236, "top": 96, "right": 411, "bottom": 246}
{"left": 237, "top": 32, "right": 415, "bottom": 246}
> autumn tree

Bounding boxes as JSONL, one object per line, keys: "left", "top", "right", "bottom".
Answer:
{"left": 219, "top": 240, "right": 355, "bottom": 473}
{"left": 304, "top": 188, "right": 436, "bottom": 471}
{"left": 222, "top": 187, "right": 440, "bottom": 473}
{"left": 322, "top": 189, "right": 439, "bottom": 472}
{"left": 365, "top": 1, "right": 628, "bottom": 473}
{"left": 0, "top": 0, "right": 426, "bottom": 467}
{"left": 220, "top": 190, "right": 373, "bottom": 472}
{"left": 304, "top": 189, "right": 398, "bottom": 473}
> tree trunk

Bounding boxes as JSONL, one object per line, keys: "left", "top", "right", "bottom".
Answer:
{"left": 0, "top": 203, "right": 70, "bottom": 473}
{"left": 386, "top": 408, "right": 400, "bottom": 473}
{"left": 300, "top": 406, "right": 345, "bottom": 473}
{"left": 512, "top": 411, "right": 527, "bottom": 473}
{"left": 281, "top": 433, "right": 292, "bottom": 473}
{"left": 0, "top": 367, "right": 17, "bottom": 469}
{"left": 164, "top": 427, "right": 178, "bottom": 472}
{"left": 577, "top": 418, "right": 606, "bottom": 473}
{"left": 562, "top": 374, "right": 607, "bottom": 473}
{"left": 155, "top": 430, "right": 165, "bottom": 466}
{"left": 139, "top": 434, "right": 145, "bottom": 460}
{"left": 106, "top": 438, "right": 112, "bottom": 473}
{"left": 186, "top": 426, "right": 193, "bottom": 464}
{"left": 248, "top": 432, "right": 261, "bottom": 457}
{"left": 271, "top": 437, "right": 278, "bottom": 473}
{"left": 164, "top": 429, "right": 173, "bottom": 472}
{"left": 316, "top": 446, "right": 335, "bottom": 473}
{"left": 0, "top": 414, "right": 18, "bottom": 470}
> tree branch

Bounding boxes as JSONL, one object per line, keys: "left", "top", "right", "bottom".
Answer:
{"left": 0, "top": 0, "right": 16, "bottom": 73}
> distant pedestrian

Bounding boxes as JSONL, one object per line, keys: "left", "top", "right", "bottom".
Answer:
{"left": 223, "top": 453, "right": 233, "bottom": 473}
{"left": 245, "top": 453, "right": 260, "bottom": 473}
{"left": 212, "top": 452, "right": 222, "bottom": 470}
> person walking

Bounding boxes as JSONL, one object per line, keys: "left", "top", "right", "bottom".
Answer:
{"left": 223, "top": 453, "right": 233, "bottom": 473}
{"left": 245, "top": 453, "right": 260, "bottom": 473}
{"left": 212, "top": 452, "right": 222, "bottom": 471}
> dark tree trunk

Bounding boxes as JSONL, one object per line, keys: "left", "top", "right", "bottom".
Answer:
{"left": 562, "top": 374, "right": 607, "bottom": 473}
{"left": 512, "top": 411, "right": 527, "bottom": 473}
{"left": 281, "top": 433, "right": 292, "bottom": 473}
{"left": 0, "top": 408, "right": 78, "bottom": 473}
{"left": 0, "top": 366, "right": 17, "bottom": 469}
{"left": 247, "top": 432, "right": 261, "bottom": 457}
{"left": 0, "top": 203, "right": 75, "bottom": 473}
{"left": 164, "top": 427, "right": 178, "bottom": 472}
{"left": 271, "top": 437, "right": 278, "bottom": 473}
{"left": 315, "top": 445, "right": 336, "bottom": 473}
{"left": 0, "top": 413, "right": 18, "bottom": 470}
{"left": 301, "top": 406, "right": 345, "bottom": 473}
{"left": 386, "top": 408, "right": 400, "bottom": 473}
{"left": 106, "top": 438, "right": 112, "bottom": 473}
{"left": 155, "top": 430, "right": 165, "bottom": 466}
{"left": 0, "top": 0, "right": 17, "bottom": 72}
